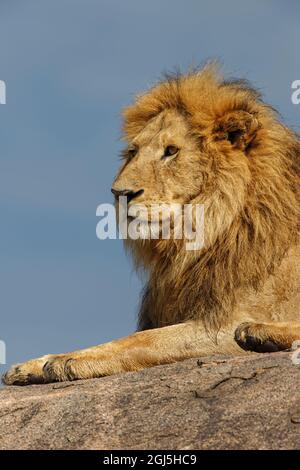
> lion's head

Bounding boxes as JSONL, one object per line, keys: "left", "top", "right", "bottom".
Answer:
{"left": 112, "top": 64, "right": 300, "bottom": 329}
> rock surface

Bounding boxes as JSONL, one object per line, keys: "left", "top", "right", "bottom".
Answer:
{"left": 1, "top": 351, "right": 300, "bottom": 449}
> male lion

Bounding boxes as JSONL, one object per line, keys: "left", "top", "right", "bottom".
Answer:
{"left": 3, "top": 64, "right": 300, "bottom": 385}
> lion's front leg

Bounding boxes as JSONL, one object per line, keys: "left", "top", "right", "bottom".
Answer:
{"left": 3, "top": 321, "right": 243, "bottom": 385}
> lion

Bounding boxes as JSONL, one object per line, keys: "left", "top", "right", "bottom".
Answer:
{"left": 3, "top": 64, "right": 300, "bottom": 385}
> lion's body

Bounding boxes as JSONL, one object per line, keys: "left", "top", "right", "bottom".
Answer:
{"left": 4, "top": 65, "right": 300, "bottom": 385}
{"left": 139, "top": 245, "right": 300, "bottom": 331}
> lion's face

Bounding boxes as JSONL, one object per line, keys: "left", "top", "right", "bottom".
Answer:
{"left": 112, "top": 67, "right": 297, "bottom": 252}
{"left": 112, "top": 106, "right": 253, "bottom": 247}
{"left": 112, "top": 109, "right": 204, "bottom": 210}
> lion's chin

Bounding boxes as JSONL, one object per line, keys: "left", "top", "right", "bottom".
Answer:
{"left": 126, "top": 217, "right": 160, "bottom": 240}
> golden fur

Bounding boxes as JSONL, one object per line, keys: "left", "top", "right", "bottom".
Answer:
{"left": 3, "top": 64, "right": 300, "bottom": 385}
{"left": 120, "top": 64, "right": 300, "bottom": 331}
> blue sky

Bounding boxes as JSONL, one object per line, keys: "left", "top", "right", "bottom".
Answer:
{"left": 0, "top": 0, "right": 299, "bottom": 374}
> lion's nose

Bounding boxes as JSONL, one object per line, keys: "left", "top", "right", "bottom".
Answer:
{"left": 111, "top": 188, "right": 144, "bottom": 203}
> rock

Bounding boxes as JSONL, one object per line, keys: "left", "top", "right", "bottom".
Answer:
{"left": 0, "top": 351, "right": 300, "bottom": 449}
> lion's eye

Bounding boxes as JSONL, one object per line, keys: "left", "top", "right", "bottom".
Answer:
{"left": 163, "top": 145, "right": 179, "bottom": 158}
{"left": 127, "top": 145, "right": 138, "bottom": 160}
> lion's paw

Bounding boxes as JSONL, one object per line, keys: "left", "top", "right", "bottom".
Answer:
{"left": 234, "top": 322, "right": 282, "bottom": 353}
{"left": 2, "top": 355, "right": 50, "bottom": 386}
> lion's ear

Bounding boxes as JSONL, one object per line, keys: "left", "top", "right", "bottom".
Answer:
{"left": 213, "top": 110, "right": 260, "bottom": 150}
